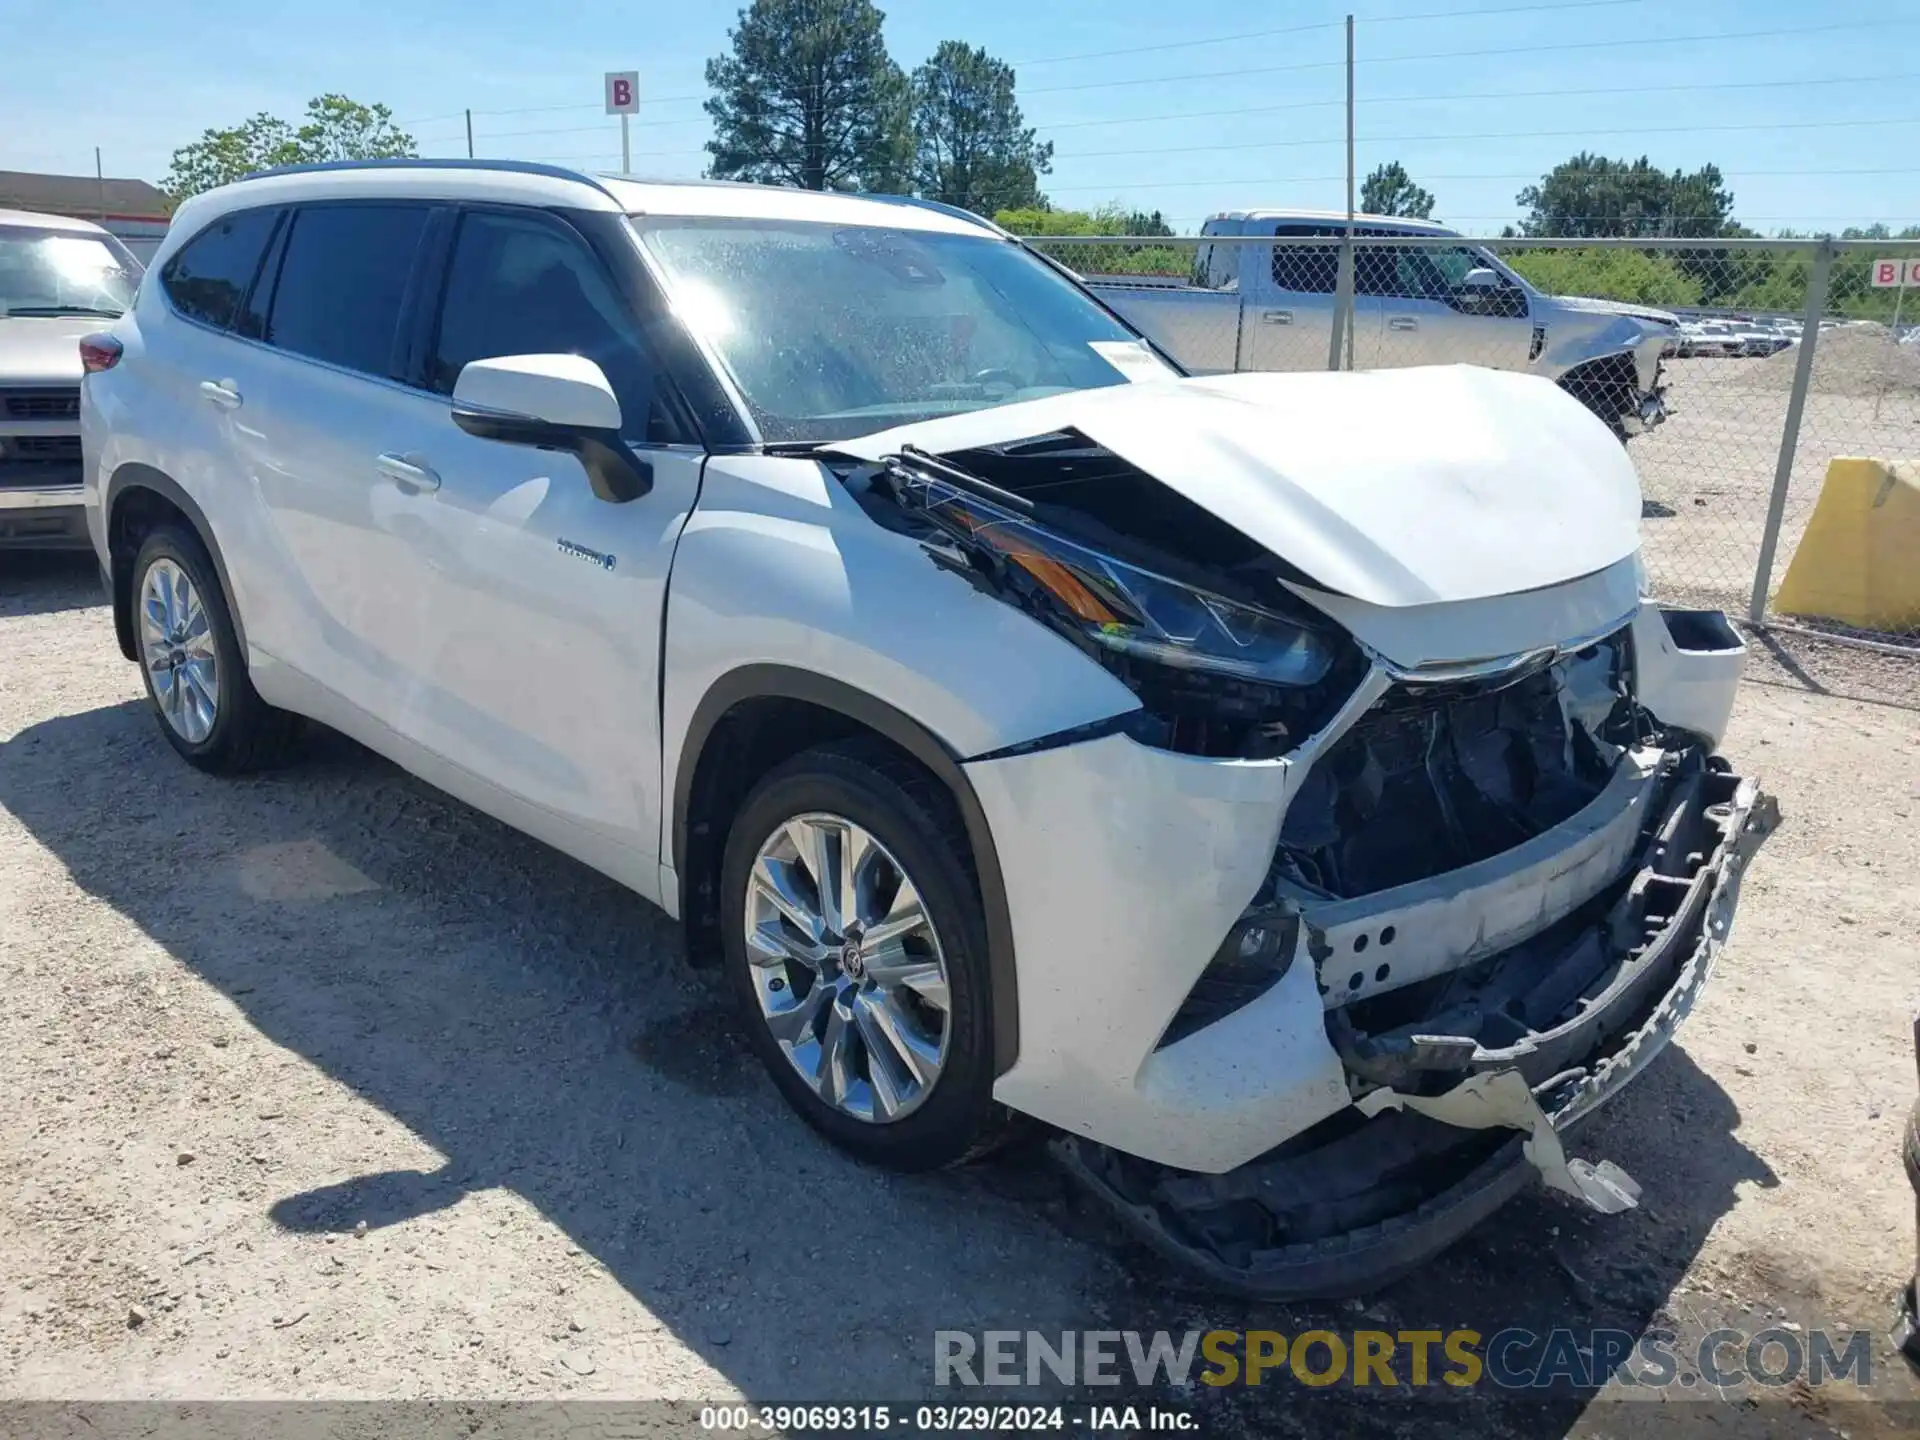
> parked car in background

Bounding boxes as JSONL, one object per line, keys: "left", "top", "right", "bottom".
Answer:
{"left": 1086, "top": 211, "right": 1677, "bottom": 440}
{"left": 1733, "top": 322, "right": 1792, "bottom": 357}
{"left": 1, "top": 208, "right": 140, "bottom": 548}
{"left": 83, "top": 160, "right": 1771, "bottom": 1298}
{"left": 1691, "top": 320, "right": 1745, "bottom": 357}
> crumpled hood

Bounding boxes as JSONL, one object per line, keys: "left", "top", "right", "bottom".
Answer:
{"left": 828, "top": 366, "right": 1643, "bottom": 608}
{"left": 0, "top": 316, "right": 93, "bottom": 386}
{"left": 1543, "top": 294, "right": 1679, "bottom": 327}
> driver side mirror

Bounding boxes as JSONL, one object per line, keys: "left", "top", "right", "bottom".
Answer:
{"left": 450, "top": 354, "right": 652, "bottom": 504}
{"left": 1455, "top": 267, "right": 1509, "bottom": 314}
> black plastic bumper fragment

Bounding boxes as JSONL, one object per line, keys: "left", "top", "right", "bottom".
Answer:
{"left": 1053, "top": 760, "right": 1777, "bottom": 1300}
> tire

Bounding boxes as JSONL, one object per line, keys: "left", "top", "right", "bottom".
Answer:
{"left": 130, "top": 525, "right": 302, "bottom": 774}
{"left": 719, "top": 740, "right": 1008, "bottom": 1171}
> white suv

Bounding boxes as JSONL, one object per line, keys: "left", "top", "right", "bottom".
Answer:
{"left": 81, "top": 161, "right": 1772, "bottom": 1298}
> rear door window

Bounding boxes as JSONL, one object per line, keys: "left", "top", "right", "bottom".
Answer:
{"left": 261, "top": 204, "right": 431, "bottom": 378}
{"left": 1270, "top": 226, "right": 1338, "bottom": 295}
{"left": 159, "top": 208, "right": 280, "bottom": 330}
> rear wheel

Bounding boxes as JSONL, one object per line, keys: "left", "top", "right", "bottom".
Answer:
{"left": 719, "top": 742, "right": 1006, "bottom": 1170}
{"left": 131, "top": 527, "right": 301, "bottom": 773}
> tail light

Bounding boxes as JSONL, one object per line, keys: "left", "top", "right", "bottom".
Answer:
{"left": 80, "top": 334, "right": 123, "bottom": 373}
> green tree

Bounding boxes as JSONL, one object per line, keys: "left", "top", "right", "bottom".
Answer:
{"left": 288, "top": 95, "right": 416, "bottom": 164}
{"left": 1503, "top": 248, "right": 1703, "bottom": 306}
{"left": 910, "top": 41, "right": 1052, "bottom": 215}
{"left": 993, "top": 205, "right": 1188, "bottom": 277}
{"left": 704, "top": 0, "right": 911, "bottom": 191}
{"left": 1360, "top": 162, "right": 1434, "bottom": 220}
{"left": 1514, "top": 153, "right": 1734, "bottom": 238}
{"left": 163, "top": 96, "right": 414, "bottom": 200}
{"left": 164, "top": 114, "right": 296, "bottom": 200}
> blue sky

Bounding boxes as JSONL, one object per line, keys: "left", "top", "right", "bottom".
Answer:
{"left": 5, "top": 0, "right": 1915, "bottom": 233}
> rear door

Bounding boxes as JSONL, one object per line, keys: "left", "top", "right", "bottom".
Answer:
{"left": 225, "top": 200, "right": 438, "bottom": 721}
{"left": 367, "top": 205, "right": 705, "bottom": 882}
{"left": 1356, "top": 239, "right": 1533, "bottom": 371}
{"left": 139, "top": 206, "right": 283, "bottom": 620}
{"left": 1240, "top": 223, "right": 1376, "bottom": 371}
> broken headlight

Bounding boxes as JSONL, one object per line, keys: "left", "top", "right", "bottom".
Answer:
{"left": 925, "top": 484, "right": 1336, "bottom": 688}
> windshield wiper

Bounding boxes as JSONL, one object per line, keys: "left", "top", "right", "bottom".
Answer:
{"left": 5, "top": 305, "right": 124, "bottom": 318}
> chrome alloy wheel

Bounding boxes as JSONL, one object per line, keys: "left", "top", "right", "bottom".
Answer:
{"left": 744, "top": 812, "right": 952, "bottom": 1123}
{"left": 138, "top": 558, "right": 220, "bottom": 744}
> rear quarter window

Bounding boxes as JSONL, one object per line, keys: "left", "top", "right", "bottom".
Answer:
{"left": 159, "top": 208, "right": 280, "bottom": 330}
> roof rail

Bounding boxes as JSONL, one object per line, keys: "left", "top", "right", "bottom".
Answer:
{"left": 237, "top": 157, "right": 619, "bottom": 200}
{"left": 859, "top": 192, "right": 1006, "bottom": 238}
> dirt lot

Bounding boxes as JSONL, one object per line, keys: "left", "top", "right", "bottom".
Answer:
{"left": 1634, "top": 354, "right": 1920, "bottom": 651}
{"left": 1, "top": 552, "right": 1917, "bottom": 1437}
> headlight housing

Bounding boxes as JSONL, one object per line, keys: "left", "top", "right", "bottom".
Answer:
{"left": 901, "top": 466, "right": 1338, "bottom": 689}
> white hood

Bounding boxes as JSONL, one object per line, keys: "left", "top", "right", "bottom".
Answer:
{"left": 829, "top": 366, "right": 1643, "bottom": 608}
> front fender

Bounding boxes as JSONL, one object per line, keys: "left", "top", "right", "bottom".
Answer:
{"left": 658, "top": 453, "right": 1143, "bottom": 856}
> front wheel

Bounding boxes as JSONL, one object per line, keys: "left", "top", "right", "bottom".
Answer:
{"left": 719, "top": 742, "right": 1007, "bottom": 1170}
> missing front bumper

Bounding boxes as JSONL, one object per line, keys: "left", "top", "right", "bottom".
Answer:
{"left": 1054, "top": 760, "right": 1777, "bottom": 1300}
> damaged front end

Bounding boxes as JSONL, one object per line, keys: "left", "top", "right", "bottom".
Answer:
{"left": 1059, "top": 746, "right": 1774, "bottom": 1298}
{"left": 1051, "top": 629, "right": 1777, "bottom": 1299}
{"left": 831, "top": 416, "right": 1773, "bottom": 1300}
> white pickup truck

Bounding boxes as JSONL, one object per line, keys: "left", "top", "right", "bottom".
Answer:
{"left": 1085, "top": 210, "right": 1676, "bottom": 440}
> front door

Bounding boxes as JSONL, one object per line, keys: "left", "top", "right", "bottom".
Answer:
{"left": 374, "top": 206, "right": 702, "bottom": 886}
{"left": 1354, "top": 241, "right": 1533, "bottom": 371}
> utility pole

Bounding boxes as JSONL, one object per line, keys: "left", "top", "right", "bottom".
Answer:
{"left": 94, "top": 147, "right": 106, "bottom": 222}
{"left": 465, "top": 109, "right": 474, "bottom": 159}
{"left": 1328, "top": 15, "right": 1356, "bottom": 371}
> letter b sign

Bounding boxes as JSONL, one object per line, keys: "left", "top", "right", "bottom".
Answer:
{"left": 605, "top": 71, "right": 640, "bottom": 114}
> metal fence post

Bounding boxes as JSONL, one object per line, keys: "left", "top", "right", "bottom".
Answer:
{"left": 1329, "top": 242, "right": 1354, "bottom": 371}
{"left": 1748, "top": 238, "right": 1836, "bottom": 627}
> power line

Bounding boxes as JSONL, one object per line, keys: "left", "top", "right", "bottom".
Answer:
{"left": 1037, "top": 167, "right": 1920, "bottom": 195}
{"left": 1009, "top": 0, "right": 1650, "bottom": 67}
{"left": 420, "top": 65, "right": 1920, "bottom": 144}
{"left": 1019, "top": 17, "right": 1920, "bottom": 98}
{"left": 403, "top": 9, "right": 1905, "bottom": 125}
{"left": 509, "top": 112, "right": 1919, "bottom": 168}
{"left": 1059, "top": 113, "right": 1920, "bottom": 163}
{"left": 1029, "top": 70, "right": 1920, "bottom": 133}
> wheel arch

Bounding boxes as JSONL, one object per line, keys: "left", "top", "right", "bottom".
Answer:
{"left": 672, "top": 664, "right": 1020, "bottom": 1076}
{"left": 104, "top": 464, "right": 247, "bottom": 665}
{"left": 1555, "top": 350, "right": 1644, "bottom": 435}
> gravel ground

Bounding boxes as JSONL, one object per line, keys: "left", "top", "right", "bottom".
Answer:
{"left": 1634, "top": 355, "right": 1920, "bottom": 672}
{"left": 1, "top": 551, "right": 1917, "bottom": 1437}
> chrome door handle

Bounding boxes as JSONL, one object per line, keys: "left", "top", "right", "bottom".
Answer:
{"left": 1388, "top": 317, "right": 1419, "bottom": 332}
{"left": 376, "top": 452, "right": 441, "bottom": 493}
{"left": 1261, "top": 309, "right": 1294, "bottom": 325}
{"left": 199, "top": 379, "right": 242, "bottom": 409}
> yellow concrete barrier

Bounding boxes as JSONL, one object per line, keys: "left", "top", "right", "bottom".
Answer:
{"left": 1772, "top": 458, "right": 1920, "bottom": 630}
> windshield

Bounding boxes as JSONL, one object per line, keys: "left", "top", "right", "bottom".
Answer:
{"left": 634, "top": 218, "right": 1172, "bottom": 443}
{"left": 0, "top": 225, "right": 140, "bottom": 318}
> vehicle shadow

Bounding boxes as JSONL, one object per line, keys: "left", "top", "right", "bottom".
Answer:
{"left": 1066, "top": 1046, "right": 1781, "bottom": 1437}
{"left": 0, "top": 698, "right": 1774, "bottom": 1432}
{"left": 0, "top": 550, "right": 103, "bottom": 619}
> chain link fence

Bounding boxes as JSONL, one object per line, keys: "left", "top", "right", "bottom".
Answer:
{"left": 1029, "top": 230, "right": 1920, "bottom": 678}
